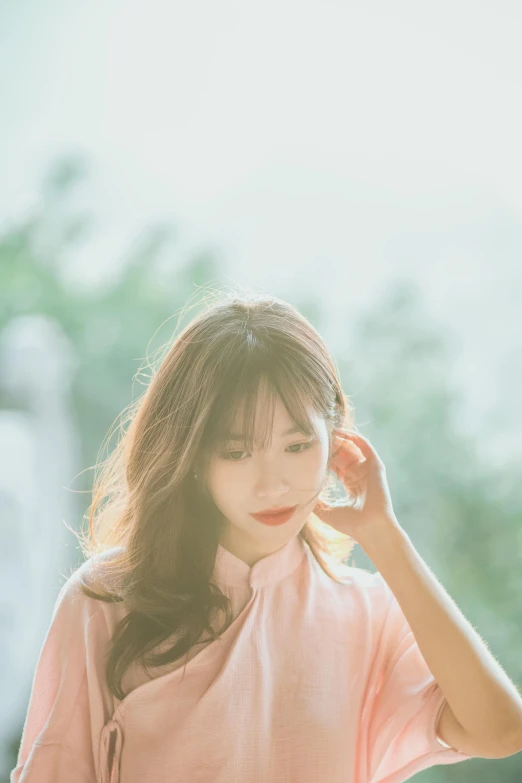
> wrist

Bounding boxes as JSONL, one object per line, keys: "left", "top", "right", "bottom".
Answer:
{"left": 357, "top": 515, "right": 409, "bottom": 560}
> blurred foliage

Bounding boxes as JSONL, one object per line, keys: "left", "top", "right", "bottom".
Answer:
{"left": 1, "top": 156, "right": 521, "bottom": 781}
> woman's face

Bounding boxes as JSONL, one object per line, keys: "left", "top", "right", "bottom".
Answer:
{"left": 206, "top": 387, "right": 331, "bottom": 566}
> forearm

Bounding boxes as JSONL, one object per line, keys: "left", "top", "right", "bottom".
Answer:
{"left": 359, "top": 518, "right": 522, "bottom": 746}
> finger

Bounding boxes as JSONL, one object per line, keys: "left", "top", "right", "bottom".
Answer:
{"left": 346, "top": 432, "right": 372, "bottom": 453}
{"left": 334, "top": 428, "right": 366, "bottom": 447}
{"left": 333, "top": 429, "right": 363, "bottom": 450}
{"left": 348, "top": 433, "right": 383, "bottom": 468}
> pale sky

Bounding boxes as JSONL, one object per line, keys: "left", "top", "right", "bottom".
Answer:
{"left": 2, "top": 0, "right": 522, "bottom": 211}
{"left": 1, "top": 0, "right": 522, "bottom": 460}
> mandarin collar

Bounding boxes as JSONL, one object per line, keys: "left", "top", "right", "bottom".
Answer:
{"left": 212, "top": 534, "right": 306, "bottom": 590}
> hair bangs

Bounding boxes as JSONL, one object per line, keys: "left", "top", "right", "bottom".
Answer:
{"left": 212, "top": 369, "right": 320, "bottom": 455}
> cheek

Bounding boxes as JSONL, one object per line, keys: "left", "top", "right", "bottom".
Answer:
{"left": 297, "top": 443, "right": 329, "bottom": 478}
{"left": 206, "top": 460, "right": 247, "bottom": 509}
{"left": 318, "top": 444, "right": 331, "bottom": 475}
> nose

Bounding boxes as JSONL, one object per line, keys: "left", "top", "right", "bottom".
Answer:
{"left": 253, "top": 464, "right": 290, "bottom": 499}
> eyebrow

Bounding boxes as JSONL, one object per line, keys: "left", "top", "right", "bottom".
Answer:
{"left": 224, "top": 425, "right": 309, "bottom": 441}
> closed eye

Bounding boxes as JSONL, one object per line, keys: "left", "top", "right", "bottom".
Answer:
{"left": 219, "top": 440, "right": 315, "bottom": 462}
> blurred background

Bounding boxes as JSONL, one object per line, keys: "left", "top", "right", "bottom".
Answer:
{"left": 1, "top": 1, "right": 522, "bottom": 780}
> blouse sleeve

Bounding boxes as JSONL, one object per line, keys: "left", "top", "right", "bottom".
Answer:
{"left": 10, "top": 569, "right": 113, "bottom": 783}
{"left": 363, "top": 573, "right": 477, "bottom": 783}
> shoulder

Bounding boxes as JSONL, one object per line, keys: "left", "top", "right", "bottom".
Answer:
{"left": 326, "top": 560, "right": 386, "bottom": 594}
{"left": 318, "top": 561, "right": 393, "bottom": 621}
{"left": 337, "top": 565, "right": 392, "bottom": 604}
{"left": 52, "top": 547, "right": 127, "bottom": 626}
{"left": 66, "top": 546, "right": 125, "bottom": 588}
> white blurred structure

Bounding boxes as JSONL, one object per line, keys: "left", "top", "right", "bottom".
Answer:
{"left": 0, "top": 315, "right": 82, "bottom": 776}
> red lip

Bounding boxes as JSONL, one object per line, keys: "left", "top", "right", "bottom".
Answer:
{"left": 250, "top": 505, "right": 298, "bottom": 526}
{"left": 253, "top": 505, "right": 296, "bottom": 515}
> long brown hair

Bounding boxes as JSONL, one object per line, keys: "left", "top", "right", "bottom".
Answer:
{"left": 74, "top": 288, "right": 359, "bottom": 701}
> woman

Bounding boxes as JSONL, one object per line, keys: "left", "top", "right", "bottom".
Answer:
{"left": 12, "top": 291, "right": 518, "bottom": 782}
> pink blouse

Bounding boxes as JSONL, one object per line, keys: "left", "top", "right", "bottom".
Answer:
{"left": 11, "top": 530, "right": 475, "bottom": 782}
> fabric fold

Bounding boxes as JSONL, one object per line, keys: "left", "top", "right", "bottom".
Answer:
{"left": 99, "top": 718, "right": 123, "bottom": 783}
